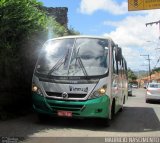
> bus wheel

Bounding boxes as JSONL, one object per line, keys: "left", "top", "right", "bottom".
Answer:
{"left": 37, "top": 113, "right": 47, "bottom": 122}
{"left": 123, "top": 96, "right": 125, "bottom": 104}
{"left": 146, "top": 99, "right": 149, "bottom": 103}
{"left": 119, "top": 105, "right": 123, "bottom": 112}
{"left": 119, "top": 97, "right": 125, "bottom": 112}
{"left": 111, "top": 99, "right": 115, "bottom": 120}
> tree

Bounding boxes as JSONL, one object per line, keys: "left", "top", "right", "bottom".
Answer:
{"left": 0, "top": 0, "right": 69, "bottom": 83}
{"left": 152, "top": 67, "right": 160, "bottom": 73}
{"left": 0, "top": 0, "right": 75, "bottom": 112}
{"left": 127, "top": 68, "right": 137, "bottom": 83}
{"left": 67, "top": 26, "right": 80, "bottom": 35}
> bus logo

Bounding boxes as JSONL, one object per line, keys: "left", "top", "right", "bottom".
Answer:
{"left": 62, "top": 92, "right": 68, "bottom": 99}
{"left": 69, "top": 86, "right": 88, "bottom": 92}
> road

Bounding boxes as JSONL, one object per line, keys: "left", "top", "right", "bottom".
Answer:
{"left": 0, "top": 88, "right": 160, "bottom": 143}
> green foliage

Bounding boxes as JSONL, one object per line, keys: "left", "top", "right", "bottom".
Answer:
{"left": 0, "top": 0, "right": 67, "bottom": 50}
{"left": 152, "top": 67, "right": 160, "bottom": 73}
{"left": 0, "top": 0, "right": 76, "bottom": 63}
{"left": 127, "top": 68, "right": 137, "bottom": 82}
{"left": 68, "top": 26, "right": 80, "bottom": 35}
{"left": 0, "top": 0, "right": 79, "bottom": 112}
{"left": 0, "top": 0, "right": 80, "bottom": 117}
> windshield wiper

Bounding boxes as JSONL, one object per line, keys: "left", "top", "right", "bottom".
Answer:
{"left": 48, "top": 49, "right": 69, "bottom": 75}
{"left": 48, "top": 49, "right": 70, "bottom": 76}
{"left": 74, "top": 47, "right": 88, "bottom": 77}
{"left": 48, "top": 56, "right": 65, "bottom": 75}
{"left": 76, "top": 56, "right": 88, "bottom": 77}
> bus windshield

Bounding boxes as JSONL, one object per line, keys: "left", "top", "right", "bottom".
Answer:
{"left": 36, "top": 37, "right": 109, "bottom": 77}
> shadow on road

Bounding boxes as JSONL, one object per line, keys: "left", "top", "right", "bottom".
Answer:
{"left": 0, "top": 106, "right": 160, "bottom": 138}
{"left": 30, "top": 106, "right": 160, "bottom": 133}
{"left": 107, "top": 106, "right": 160, "bottom": 132}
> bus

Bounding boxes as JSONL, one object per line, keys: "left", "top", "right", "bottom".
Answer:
{"left": 32, "top": 35, "right": 128, "bottom": 124}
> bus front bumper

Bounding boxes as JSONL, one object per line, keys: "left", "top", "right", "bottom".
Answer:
{"left": 32, "top": 94, "right": 110, "bottom": 119}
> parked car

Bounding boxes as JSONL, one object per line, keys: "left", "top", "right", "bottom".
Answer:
{"left": 132, "top": 84, "right": 138, "bottom": 88}
{"left": 128, "top": 84, "right": 132, "bottom": 96}
{"left": 145, "top": 83, "right": 160, "bottom": 103}
{"left": 143, "top": 83, "right": 148, "bottom": 89}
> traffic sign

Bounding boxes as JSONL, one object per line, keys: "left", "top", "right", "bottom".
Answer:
{"left": 128, "top": 0, "right": 160, "bottom": 11}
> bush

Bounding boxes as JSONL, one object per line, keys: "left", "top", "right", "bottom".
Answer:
{"left": 0, "top": 0, "right": 69, "bottom": 115}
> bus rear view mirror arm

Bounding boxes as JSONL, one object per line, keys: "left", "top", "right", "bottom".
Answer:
{"left": 115, "top": 45, "right": 122, "bottom": 61}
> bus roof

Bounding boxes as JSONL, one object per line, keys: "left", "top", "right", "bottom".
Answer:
{"left": 47, "top": 35, "right": 116, "bottom": 45}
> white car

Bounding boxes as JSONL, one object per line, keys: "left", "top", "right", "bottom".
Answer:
{"left": 145, "top": 83, "right": 160, "bottom": 103}
{"left": 132, "top": 84, "right": 138, "bottom": 88}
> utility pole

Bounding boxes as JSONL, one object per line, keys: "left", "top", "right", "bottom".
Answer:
{"left": 146, "top": 40, "right": 160, "bottom": 68}
{"left": 140, "top": 55, "right": 151, "bottom": 82}
{"left": 146, "top": 20, "right": 160, "bottom": 39}
{"left": 155, "top": 57, "right": 160, "bottom": 68}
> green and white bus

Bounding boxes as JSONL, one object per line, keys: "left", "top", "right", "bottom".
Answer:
{"left": 32, "top": 35, "right": 128, "bottom": 124}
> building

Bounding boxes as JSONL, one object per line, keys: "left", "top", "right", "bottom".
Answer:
{"left": 137, "top": 72, "right": 160, "bottom": 87}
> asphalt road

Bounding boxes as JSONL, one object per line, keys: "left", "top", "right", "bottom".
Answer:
{"left": 0, "top": 88, "right": 160, "bottom": 143}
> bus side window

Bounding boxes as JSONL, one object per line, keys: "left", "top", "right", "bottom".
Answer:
{"left": 113, "top": 49, "right": 118, "bottom": 74}
{"left": 124, "top": 60, "right": 128, "bottom": 75}
{"left": 122, "top": 59, "right": 125, "bottom": 76}
{"left": 118, "top": 60, "right": 122, "bottom": 76}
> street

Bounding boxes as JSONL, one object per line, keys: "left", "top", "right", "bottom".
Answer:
{"left": 0, "top": 88, "right": 160, "bottom": 143}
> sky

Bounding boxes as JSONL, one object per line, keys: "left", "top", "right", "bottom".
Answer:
{"left": 38, "top": 0, "right": 160, "bottom": 71}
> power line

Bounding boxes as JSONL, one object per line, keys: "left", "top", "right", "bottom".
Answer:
{"left": 140, "top": 54, "right": 151, "bottom": 81}
{"left": 154, "top": 57, "right": 160, "bottom": 68}
{"left": 146, "top": 20, "right": 160, "bottom": 26}
{"left": 146, "top": 20, "right": 160, "bottom": 39}
{"left": 145, "top": 21, "right": 160, "bottom": 69}
{"left": 146, "top": 40, "right": 160, "bottom": 68}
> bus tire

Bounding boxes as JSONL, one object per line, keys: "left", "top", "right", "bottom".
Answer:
{"left": 123, "top": 96, "right": 125, "bottom": 104}
{"left": 119, "top": 106, "right": 123, "bottom": 112}
{"left": 146, "top": 99, "right": 149, "bottom": 103}
{"left": 119, "top": 96, "right": 125, "bottom": 112}
{"left": 37, "top": 113, "right": 47, "bottom": 122}
{"left": 111, "top": 99, "right": 115, "bottom": 120}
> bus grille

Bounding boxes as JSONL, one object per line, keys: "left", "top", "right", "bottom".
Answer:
{"left": 47, "top": 102, "right": 84, "bottom": 112}
{"left": 46, "top": 91, "right": 86, "bottom": 98}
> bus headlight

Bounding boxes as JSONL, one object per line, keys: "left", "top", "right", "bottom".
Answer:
{"left": 98, "top": 88, "right": 106, "bottom": 94}
{"left": 89, "top": 85, "right": 107, "bottom": 99}
{"left": 32, "top": 84, "right": 43, "bottom": 96}
{"left": 32, "top": 85, "right": 38, "bottom": 92}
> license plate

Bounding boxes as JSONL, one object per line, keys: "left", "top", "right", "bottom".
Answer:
{"left": 57, "top": 110, "right": 72, "bottom": 117}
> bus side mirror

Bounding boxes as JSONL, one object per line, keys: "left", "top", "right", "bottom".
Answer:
{"left": 115, "top": 46, "right": 122, "bottom": 61}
